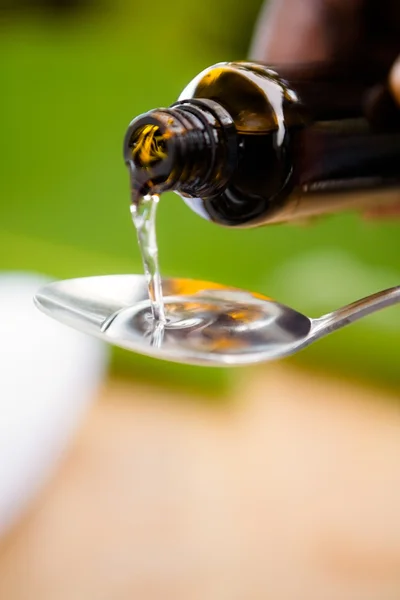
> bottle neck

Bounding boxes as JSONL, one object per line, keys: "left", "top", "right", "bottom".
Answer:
{"left": 124, "top": 99, "right": 238, "bottom": 199}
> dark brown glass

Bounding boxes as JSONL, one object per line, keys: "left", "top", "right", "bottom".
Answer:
{"left": 124, "top": 61, "right": 400, "bottom": 227}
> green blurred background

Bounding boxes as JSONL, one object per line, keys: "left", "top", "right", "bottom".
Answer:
{"left": 1, "top": 0, "right": 399, "bottom": 392}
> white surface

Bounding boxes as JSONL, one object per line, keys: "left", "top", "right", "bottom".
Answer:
{"left": 0, "top": 273, "right": 108, "bottom": 536}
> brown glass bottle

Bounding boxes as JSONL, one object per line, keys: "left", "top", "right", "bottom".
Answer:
{"left": 124, "top": 61, "right": 400, "bottom": 227}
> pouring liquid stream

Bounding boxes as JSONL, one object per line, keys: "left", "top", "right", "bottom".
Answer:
{"left": 130, "top": 192, "right": 166, "bottom": 324}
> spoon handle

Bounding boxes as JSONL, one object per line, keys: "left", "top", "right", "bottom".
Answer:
{"left": 311, "top": 286, "right": 400, "bottom": 338}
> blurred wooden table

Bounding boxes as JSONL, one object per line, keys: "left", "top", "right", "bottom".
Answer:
{"left": 1, "top": 366, "right": 400, "bottom": 600}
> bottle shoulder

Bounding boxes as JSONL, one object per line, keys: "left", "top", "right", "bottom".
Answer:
{"left": 178, "top": 61, "right": 300, "bottom": 134}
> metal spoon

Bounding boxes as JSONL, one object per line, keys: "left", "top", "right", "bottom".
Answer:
{"left": 34, "top": 275, "right": 399, "bottom": 367}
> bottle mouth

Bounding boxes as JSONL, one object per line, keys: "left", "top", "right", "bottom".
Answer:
{"left": 124, "top": 110, "right": 180, "bottom": 196}
{"left": 130, "top": 124, "right": 169, "bottom": 170}
{"left": 123, "top": 99, "right": 238, "bottom": 198}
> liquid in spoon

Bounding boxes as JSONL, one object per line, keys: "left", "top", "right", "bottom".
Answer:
{"left": 127, "top": 190, "right": 284, "bottom": 353}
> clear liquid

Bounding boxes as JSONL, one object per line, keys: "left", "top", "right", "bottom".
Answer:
{"left": 101, "top": 285, "right": 311, "bottom": 365}
{"left": 130, "top": 193, "right": 166, "bottom": 323}
{"left": 127, "top": 180, "right": 310, "bottom": 359}
{"left": 127, "top": 189, "right": 308, "bottom": 357}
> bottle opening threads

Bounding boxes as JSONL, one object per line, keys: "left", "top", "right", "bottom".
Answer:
{"left": 123, "top": 99, "right": 238, "bottom": 198}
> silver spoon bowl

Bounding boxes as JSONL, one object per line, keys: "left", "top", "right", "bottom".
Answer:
{"left": 34, "top": 275, "right": 399, "bottom": 367}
